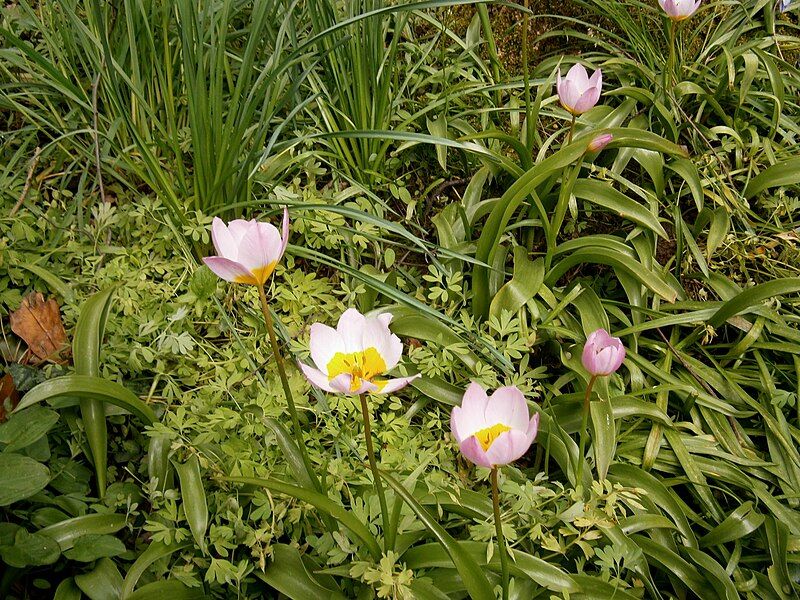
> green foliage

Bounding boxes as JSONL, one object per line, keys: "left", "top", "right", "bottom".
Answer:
{"left": 1, "top": 0, "right": 800, "bottom": 598}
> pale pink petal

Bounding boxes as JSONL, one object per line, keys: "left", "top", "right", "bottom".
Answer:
{"left": 309, "top": 323, "right": 346, "bottom": 374}
{"left": 572, "top": 87, "right": 601, "bottom": 114}
{"left": 329, "top": 373, "right": 357, "bottom": 395}
{"left": 374, "top": 374, "right": 420, "bottom": 394}
{"left": 454, "top": 382, "right": 490, "bottom": 439}
{"left": 377, "top": 313, "right": 393, "bottom": 328}
{"left": 559, "top": 79, "right": 581, "bottom": 112}
{"left": 299, "top": 363, "right": 339, "bottom": 393}
{"left": 361, "top": 318, "right": 402, "bottom": 371}
{"left": 203, "top": 256, "right": 253, "bottom": 284}
{"left": 348, "top": 378, "right": 379, "bottom": 396}
{"left": 526, "top": 413, "right": 540, "bottom": 444}
{"left": 485, "top": 386, "right": 529, "bottom": 431}
{"left": 556, "top": 68, "right": 564, "bottom": 98}
{"left": 211, "top": 217, "right": 237, "bottom": 259}
{"left": 459, "top": 436, "right": 493, "bottom": 468}
{"left": 227, "top": 219, "right": 252, "bottom": 244}
{"left": 279, "top": 207, "right": 290, "bottom": 259}
{"left": 566, "top": 63, "right": 589, "bottom": 87}
{"left": 588, "top": 68, "right": 602, "bottom": 90}
{"left": 337, "top": 308, "right": 368, "bottom": 353}
{"left": 451, "top": 406, "right": 464, "bottom": 443}
{"left": 237, "top": 222, "right": 283, "bottom": 274}
{"left": 484, "top": 430, "right": 534, "bottom": 466}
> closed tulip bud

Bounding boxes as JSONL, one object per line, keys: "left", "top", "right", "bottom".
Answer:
{"left": 588, "top": 133, "right": 613, "bottom": 152}
{"left": 299, "top": 308, "right": 420, "bottom": 395}
{"left": 203, "top": 209, "right": 289, "bottom": 286}
{"left": 556, "top": 64, "right": 602, "bottom": 115}
{"left": 659, "top": 0, "right": 701, "bottom": 20}
{"left": 582, "top": 329, "right": 626, "bottom": 376}
{"left": 450, "top": 383, "right": 539, "bottom": 468}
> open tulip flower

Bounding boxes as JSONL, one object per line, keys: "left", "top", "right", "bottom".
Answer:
{"left": 203, "top": 208, "right": 289, "bottom": 286}
{"left": 451, "top": 383, "right": 539, "bottom": 468}
{"left": 300, "top": 308, "right": 420, "bottom": 395}
{"left": 582, "top": 328, "right": 626, "bottom": 376}
{"left": 658, "top": 0, "right": 701, "bottom": 20}
{"left": 556, "top": 63, "right": 602, "bottom": 115}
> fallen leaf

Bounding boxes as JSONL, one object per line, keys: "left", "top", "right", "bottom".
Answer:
{"left": 0, "top": 373, "right": 19, "bottom": 423}
{"left": 9, "top": 292, "right": 68, "bottom": 363}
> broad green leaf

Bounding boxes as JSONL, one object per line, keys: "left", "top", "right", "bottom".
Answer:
{"left": 0, "top": 528, "right": 60, "bottom": 567}
{"left": 572, "top": 179, "right": 667, "bottom": 238}
{"left": 121, "top": 541, "right": 193, "bottom": 599}
{"left": 699, "top": 502, "right": 764, "bottom": 547}
{"left": 0, "top": 453, "right": 49, "bottom": 506}
{"left": 74, "top": 558, "right": 123, "bottom": 600}
{"left": 63, "top": 534, "right": 126, "bottom": 562}
{"left": 709, "top": 278, "right": 800, "bottom": 328}
{"left": 0, "top": 406, "right": 59, "bottom": 452}
{"left": 54, "top": 578, "right": 82, "bottom": 600}
{"left": 490, "top": 248, "right": 544, "bottom": 319}
{"left": 743, "top": 158, "right": 800, "bottom": 199}
{"left": 590, "top": 398, "right": 615, "bottom": 481}
{"left": 127, "top": 581, "right": 208, "bottom": 600}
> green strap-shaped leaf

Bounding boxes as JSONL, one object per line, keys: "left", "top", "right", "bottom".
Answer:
{"left": 743, "top": 158, "right": 800, "bottom": 199}
{"left": 708, "top": 278, "right": 800, "bottom": 328}
{"left": 74, "top": 557, "right": 123, "bottom": 600}
{"left": 380, "top": 471, "right": 495, "bottom": 600}
{"left": 255, "top": 543, "right": 346, "bottom": 600}
{"left": 39, "top": 513, "right": 127, "bottom": 551}
{"left": 127, "top": 581, "right": 208, "bottom": 600}
{"left": 73, "top": 287, "right": 117, "bottom": 498}
{"left": 174, "top": 455, "right": 208, "bottom": 555}
{"left": 225, "top": 476, "right": 381, "bottom": 560}
{"left": 121, "top": 540, "right": 193, "bottom": 599}
{"left": 17, "top": 375, "right": 156, "bottom": 425}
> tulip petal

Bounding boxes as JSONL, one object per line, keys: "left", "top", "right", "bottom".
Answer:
{"left": 566, "top": 63, "right": 589, "bottom": 87}
{"left": 373, "top": 374, "right": 420, "bottom": 394}
{"left": 486, "top": 386, "right": 530, "bottom": 431}
{"left": 279, "top": 207, "right": 290, "bottom": 259}
{"left": 337, "top": 308, "right": 368, "bottom": 352}
{"left": 526, "top": 412, "right": 540, "bottom": 443}
{"left": 299, "top": 362, "right": 340, "bottom": 393}
{"left": 309, "top": 323, "right": 346, "bottom": 373}
{"left": 211, "top": 217, "right": 237, "bottom": 259}
{"left": 572, "top": 87, "right": 601, "bottom": 114}
{"left": 237, "top": 222, "right": 283, "bottom": 281}
{"left": 361, "top": 318, "right": 402, "bottom": 371}
{"left": 485, "top": 430, "right": 534, "bottom": 466}
{"left": 459, "top": 436, "right": 493, "bottom": 468}
{"left": 453, "top": 382, "right": 490, "bottom": 440}
{"left": 203, "top": 256, "right": 255, "bottom": 284}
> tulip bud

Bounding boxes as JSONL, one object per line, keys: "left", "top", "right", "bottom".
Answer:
{"left": 582, "top": 329, "right": 625, "bottom": 376}
{"left": 588, "top": 133, "right": 613, "bottom": 152}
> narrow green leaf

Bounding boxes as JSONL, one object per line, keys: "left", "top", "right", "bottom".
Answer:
{"left": 74, "top": 558, "right": 123, "bottom": 600}
{"left": 380, "top": 471, "right": 495, "bottom": 600}
{"left": 174, "top": 455, "right": 208, "bottom": 554}
{"left": 255, "top": 543, "right": 346, "bottom": 600}
{"left": 121, "top": 541, "right": 192, "bottom": 599}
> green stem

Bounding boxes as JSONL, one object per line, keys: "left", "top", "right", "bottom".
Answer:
{"left": 477, "top": 4, "right": 502, "bottom": 111}
{"left": 665, "top": 20, "right": 676, "bottom": 93}
{"left": 359, "top": 392, "right": 393, "bottom": 552}
{"left": 257, "top": 284, "right": 319, "bottom": 491}
{"left": 567, "top": 113, "right": 576, "bottom": 144}
{"left": 491, "top": 467, "right": 509, "bottom": 600}
{"left": 576, "top": 375, "right": 597, "bottom": 491}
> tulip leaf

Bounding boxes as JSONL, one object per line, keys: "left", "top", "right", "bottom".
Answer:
{"left": 380, "top": 471, "right": 496, "bottom": 600}
{"left": 174, "top": 455, "right": 209, "bottom": 554}
{"left": 589, "top": 397, "right": 615, "bottom": 481}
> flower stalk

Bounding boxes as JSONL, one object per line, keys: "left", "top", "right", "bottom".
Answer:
{"left": 257, "top": 284, "right": 318, "bottom": 490}
{"left": 491, "top": 467, "right": 509, "bottom": 600}
{"left": 359, "top": 392, "right": 393, "bottom": 551}
{"left": 575, "top": 374, "right": 597, "bottom": 488}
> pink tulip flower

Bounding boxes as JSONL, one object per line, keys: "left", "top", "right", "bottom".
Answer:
{"left": 203, "top": 209, "right": 289, "bottom": 286}
{"left": 582, "top": 329, "right": 625, "bottom": 376}
{"left": 588, "top": 133, "right": 613, "bottom": 152}
{"left": 658, "top": 0, "right": 701, "bottom": 20}
{"left": 556, "top": 64, "right": 602, "bottom": 115}
{"left": 299, "top": 308, "right": 421, "bottom": 395}
{"left": 450, "top": 383, "right": 539, "bottom": 468}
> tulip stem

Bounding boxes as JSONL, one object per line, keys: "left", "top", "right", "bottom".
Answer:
{"left": 257, "top": 284, "right": 319, "bottom": 491}
{"left": 567, "top": 114, "right": 576, "bottom": 144}
{"left": 359, "top": 392, "right": 393, "bottom": 552}
{"left": 491, "top": 467, "right": 509, "bottom": 600}
{"left": 576, "top": 375, "right": 597, "bottom": 491}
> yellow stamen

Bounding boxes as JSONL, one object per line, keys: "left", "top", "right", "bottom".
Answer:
{"left": 474, "top": 423, "right": 511, "bottom": 451}
{"left": 233, "top": 261, "right": 278, "bottom": 286}
{"left": 327, "top": 347, "right": 387, "bottom": 392}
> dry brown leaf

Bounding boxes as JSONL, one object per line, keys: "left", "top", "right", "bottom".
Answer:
{"left": 9, "top": 292, "right": 68, "bottom": 363}
{"left": 0, "top": 373, "right": 19, "bottom": 423}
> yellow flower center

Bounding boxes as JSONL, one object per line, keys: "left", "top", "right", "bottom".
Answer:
{"left": 327, "top": 348, "right": 387, "bottom": 393}
{"left": 474, "top": 423, "right": 511, "bottom": 451}
{"left": 233, "top": 261, "right": 278, "bottom": 286}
